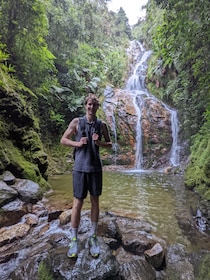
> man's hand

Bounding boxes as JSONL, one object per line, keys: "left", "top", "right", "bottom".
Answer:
{"left": 78, "top": 136, "right": 88, "bottom": 147}
{"left": 92, "top": 133, "right": 99, "bottom": 141}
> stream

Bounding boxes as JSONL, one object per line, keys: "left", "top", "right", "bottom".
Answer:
{"left": 47, "top": 169, "right": 209, "bottom": 253}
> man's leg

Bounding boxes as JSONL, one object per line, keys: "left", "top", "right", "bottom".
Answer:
{"left": 89, "top": 195, "right": 100, "bottom": 257}
{"left": 67, "top": 197, "right": 83, "bottom": 258}
{"left": 90, "top": 195, "right": 99, "bottom": 226}
{"left": 71, "top": 197, "right": 84, "bottom": 237}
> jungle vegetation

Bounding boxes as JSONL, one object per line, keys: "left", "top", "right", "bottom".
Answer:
{"left": 0, "top": 0, "right": 209, "bottom": 200}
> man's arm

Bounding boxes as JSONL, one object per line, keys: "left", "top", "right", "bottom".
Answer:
{"left": 60, "top": 118, "right": 87, "bottom": 148}
{"left": 94, "top": 122, "right": 112, "bottom": 148}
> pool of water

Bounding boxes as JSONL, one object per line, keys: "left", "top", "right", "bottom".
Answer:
{"left": 47, "top": 169, "right": 204, "bottom": 251}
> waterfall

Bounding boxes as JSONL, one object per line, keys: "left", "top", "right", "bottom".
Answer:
{"left": 126, "top": 47, "right": 152, "bottom": 91}
{"left": 125, "top": 41, "right": 180, "bottom": 168}
{"left": 169, "top": 108, "right": 180, "bottom": 166}
{"left": 133, "top": 93, "right": 145, "bottom": 169}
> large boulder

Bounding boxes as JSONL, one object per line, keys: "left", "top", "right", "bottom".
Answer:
{"left": 13, "top": 179, "right": 43, "bottom": 203}
{"left": 0, "top": 180, "right": 18, "bottom": 207}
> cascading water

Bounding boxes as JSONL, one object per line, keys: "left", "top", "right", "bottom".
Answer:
{"left": 125, "top": 41, "right": 180, "bottom": 169}
{"left": 168, "top": 107, "right": 180, "bottom": 166}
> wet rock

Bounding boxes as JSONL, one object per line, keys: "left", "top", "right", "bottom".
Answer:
{"left": 8, "top": 243, "right": 53, "bottom": 280}
{"left": 0, "top": 223, "right": 30, "bottom": 246}
{"left": 49, "top": 238, "right": 120, "bottom": 280}
{"left": 13, "top": 179, "right": 43, "bottom": 203}
{"left": 38, "top": 223, "right": 50, "bottom": 237}
{"left": 144, "top": 242, "right": 165, "bottom": 270}
{"left": 2, "top": 170, "right": 16, "bottom": 185}
{"left": 48, "top": 209, "right": 63, "bottom": 222}
{"left": 114, "top": 215, "right": 165, "bottom": 256}
{"left": 115, "top": 246, "right": 142, "bottom": 265}
{"left": 0, "top": 181, "right": 18, "bottom": 207}
{"left": 24, "top": 213, "right": 39, "bottom": 226}
{"left": 2, "top": 198, "right": 24, "bottom": 211}
{"left": 1, "top": 199, "right": 27, "bottom": 227}
{"left": 122, "top": 234, "right": 154, "bottom": 255}
{"left": 0, "top": 193, "right": 208, "bottom": 280}
{"left": 0, "top": 250, "right": 18, "bottom": 264}
{"left": 0, "top": 209, "right": 26, "bottom": 227}
{"left": 59, "top": 209, "right": 72, "bottom": 225}
{"left": 103, "top": 236, "right": 120, "bottom": 250}
{"left": 104, "top": 85, "right": 114, "bottom": 98}
{"left": 119, "top": 259, "right": 156, "bottom": 280}
{"left": 103, "top": 87, "right": 173, "bottom": 169}
{"left": 99, "top": 213, "right": 122, "bottom": 240}
{"left": 32, "top": 201, "right": 48, "bottom": 217}
{"left": 165, "top": 244, "right": 194, "bottom": 280}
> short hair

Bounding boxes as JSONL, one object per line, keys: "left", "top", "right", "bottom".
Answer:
{"left": 84, "top": 93, "right": 99, "bottom": 106}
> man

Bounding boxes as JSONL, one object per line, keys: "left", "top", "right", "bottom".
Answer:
{"left": 60, "top": 93, "right": 112, "bottom": 258}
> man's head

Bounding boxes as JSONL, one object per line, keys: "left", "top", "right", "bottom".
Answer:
{"left": 84, "top": 94, "right": 99, "bottom": 108}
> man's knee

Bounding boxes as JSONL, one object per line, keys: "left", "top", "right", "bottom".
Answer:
{"left": 73, "top": 197, "right": 83, "bottom": 210}
{"left": 90, "top": 195, "right": 99, "bottom": 206}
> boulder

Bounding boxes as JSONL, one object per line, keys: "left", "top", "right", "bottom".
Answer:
{"left": 0, "top": 223, "right": 30, "bottom": 246}
{"left": 0, "top": 180, "right": 18, "bottom": 207}
{"left": 119, "top": 259, "right": 156, "bottom": 280}
{"left": 144, "top": 242, "right": 165, "bottom": 270}
{"left": 165, "top": 244, "right": 194, "bottom": 280}
{"left": 13, "top": 179, "right": 43, "bottom": 203}
{"left": 2, "top": 170, "right": 16, "bottom": 185}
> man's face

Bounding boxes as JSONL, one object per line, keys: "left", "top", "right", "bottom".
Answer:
{"left": 85, "top": 99, "right": 99, "bottom": 115}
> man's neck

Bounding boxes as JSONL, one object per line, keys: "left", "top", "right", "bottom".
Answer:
{"left": 85, "top": 115, "right": 96, "bottom": 123}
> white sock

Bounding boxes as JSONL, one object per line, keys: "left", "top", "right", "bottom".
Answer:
{"left": 91, "top": 222, "right": 98, "bottom": 236}
{"left": 71, "top": 228, "right": 78, "bottom": 239}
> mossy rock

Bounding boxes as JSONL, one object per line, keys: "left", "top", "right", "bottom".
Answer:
{"left": 195, "top": 253, "right": 210, "bottom": 280}
{"left": 0, "top": 140, "right": 50, "bottom": 190}
{"left": 185, "top": 132, "right": 210, "bottom": 201}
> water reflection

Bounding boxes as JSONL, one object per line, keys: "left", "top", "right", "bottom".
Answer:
{"left": 48, "top": 170, "right": 200, "bottom": 248}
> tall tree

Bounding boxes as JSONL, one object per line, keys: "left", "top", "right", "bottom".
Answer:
{"left": 0, "top": 0, "right": 56, "bottom": 91}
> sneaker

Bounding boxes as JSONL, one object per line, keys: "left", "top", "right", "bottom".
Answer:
{"left": 67, "top": 237, "right": 78, "bottom": 258}
{"left": 89, "top": 234, "right": 100, "bottom": 258}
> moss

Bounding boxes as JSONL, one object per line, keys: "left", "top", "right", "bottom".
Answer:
{"left": 195, "top": 254, "right": 210, "bottom": 280}
{"left": 39, "top": 177, "right": 51, "bottom": 191}
{"left": 185, "top": 131, "right": 210, "bottom": 201}
{"left": 0, "top": 118, "right": 9, "bottom": 137}
{"left": 38, "top": 262, "right": 54, "bottom": 280}
{"left": 0, "top": 139, "right": 49, "bottom": 189}
{"left": 21, "top": 129, "right": 43, "bottom": 151}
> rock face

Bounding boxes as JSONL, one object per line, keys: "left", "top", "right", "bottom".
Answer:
{"left": 103, "top": 88, "right": 172, "bottom": 169}
{"left": 0, "top": 172, "right": 210, "bottom": 279}
{"left": 0, "top": 87, "right": 48, "bottom": 186}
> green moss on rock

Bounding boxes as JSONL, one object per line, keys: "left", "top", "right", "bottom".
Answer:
{"left": 185, "top": 131, "right": 210, "bottom": 201}
{"left": 0, "top": 140, "right": 50, "bottom": 190}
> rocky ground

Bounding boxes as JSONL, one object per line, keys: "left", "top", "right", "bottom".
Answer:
{"left": 0, "top": 171, "right": 210, "bottom": 279}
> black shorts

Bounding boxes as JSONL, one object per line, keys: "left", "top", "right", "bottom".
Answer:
{"left": 72, "top": 171, "right": 102, "bottom": 199}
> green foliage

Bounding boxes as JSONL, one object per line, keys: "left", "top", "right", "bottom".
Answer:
{"left": 137, "top": 0, "right": 210, "bottom": 200}
{"left": 144, "top": 0, "right": 210, "bottom": 139}
{"left": 0, "top": 0, "right": 131, "bottom": 180}
{"left": 132, "top": 0, "right": 164, "bottom": 47}
{"left": 114, "top": 7, "right": 131, "bottom": 40}
{"left": 0, "top": 44, "right": 36, "bottom": 98}
{"left": 0, "top": 0, "right": 57, "bottom": 91}
{"left": 67, "top": 42, "right": 128, "bottom": 93}
{"left": 184, "top": 122, "right": 210, "bottom": 200}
